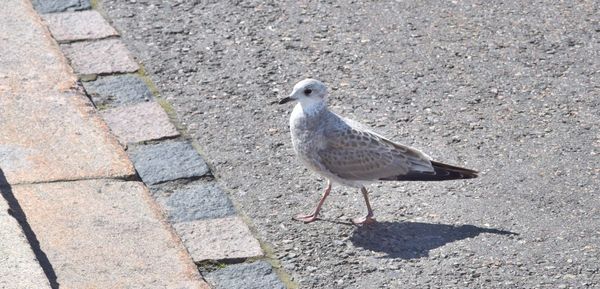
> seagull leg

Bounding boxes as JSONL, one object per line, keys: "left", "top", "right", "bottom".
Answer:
{"left": 294, "top": 180, "right": 332, "bottom": 223}
{"left": 352, "top": 186, "right": 376, "bottom": 225}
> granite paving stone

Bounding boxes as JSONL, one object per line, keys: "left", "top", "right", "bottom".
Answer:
{"left": 161, "top": 182, "right": 236, "bottom": 222}
{"left": 43, "top": 11, "right": 118, "bottom": 42}
{"left": 61, "top": 39, "right": 139, "bottom": 76}
{"left": 32, "top": 0, "right": 90, "bottom": 14}
{"left": 128, "top": 141, "right": 210, "bottom": 185}
{"left": 0, "top": 0, "right": 135, "bottom": 184}
{"left": 0, "top": 190, "right": 52, "bottom": 289}
{"left": 205, "top": 261, "right": 285, "bottom": 289}
{"left": 102, "top": 101, "right": 180, "bottom": 144}
{"left": 173, "top": 216, "right": 263, "bottom": 262}
{"left": 82, "top": 74, "right": 153, "bottom": 108}
{"left": 11, "top": 180, "right": 210, "bottom": 289}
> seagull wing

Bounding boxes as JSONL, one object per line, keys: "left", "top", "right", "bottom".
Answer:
{"left": 317, "top": 117, "right": 434, "bottom": 181}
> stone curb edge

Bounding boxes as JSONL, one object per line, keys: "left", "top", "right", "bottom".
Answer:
{"left": 32, "top": 0, "right": 294, "bottom": 288}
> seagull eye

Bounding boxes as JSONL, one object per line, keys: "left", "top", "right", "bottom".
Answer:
{"left": 303, "top": 88, "right": 312, "bottom": 95}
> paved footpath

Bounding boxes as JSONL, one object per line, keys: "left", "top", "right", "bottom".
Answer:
{"left": 1, "top": 0, "right": 289, "bottom": 288}
{"left": 0, "top": 0, "right": 210, "bottom": 288}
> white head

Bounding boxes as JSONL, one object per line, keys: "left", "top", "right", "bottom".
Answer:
{"left": 279, "top": 79, "right": 328, "bottom": 108}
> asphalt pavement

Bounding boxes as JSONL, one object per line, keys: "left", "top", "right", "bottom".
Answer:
{"left": 101, "top": 1, "right": 599, "bottom": 288}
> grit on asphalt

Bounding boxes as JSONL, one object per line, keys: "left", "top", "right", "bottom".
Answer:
{"left": 101, "top": 1, "right": 599, "bottom": 288}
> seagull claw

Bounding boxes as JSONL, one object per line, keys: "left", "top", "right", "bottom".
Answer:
{"left": 351, "top": 215, "right": 376, "bottom": 226}
{"left": 293, "top": 213, "right": 319, "bottom": 223}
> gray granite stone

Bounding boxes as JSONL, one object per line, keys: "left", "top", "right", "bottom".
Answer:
{"left": 32, "top": 0, "right": 91, "bottom": 14}
{"left": 83, "top": 74, "right": 153, "bottom": 108}
{"left": 205, "top": 261, "right": 285, "bottom": 289}
{"left": 165, "top": 183, "right": 235, "bottom": 222}
{"left": 128, "top": 141, "right": 210, "bottom": 185}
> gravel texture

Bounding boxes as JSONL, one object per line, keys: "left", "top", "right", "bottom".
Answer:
{"left": 102, "top": 1, "right": 600, "bottom": 288}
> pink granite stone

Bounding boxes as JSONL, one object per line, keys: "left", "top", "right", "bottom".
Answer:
{"left": 102, "top": 101, "right": 180, "bottom": 144}
{"left": 0, "top": 195, "right": 52, "bottom": 289}
{"left": 61, "top": 39, "right": 139, "bottom": 76}
{"left": 43, "top": 11, "right": 118, "bottom": 42}
{"left": 12, "top": 180, "right": 210, "bottom": 289}
{"left": 173, "top": 216, "right": 264, "bottom": 262}
{"left": 0, "top": 0, "right": 135, "bottom": 184}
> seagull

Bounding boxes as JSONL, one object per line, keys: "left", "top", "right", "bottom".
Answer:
{"left": 279, "top": 79, "right": 478, "bottom": 225}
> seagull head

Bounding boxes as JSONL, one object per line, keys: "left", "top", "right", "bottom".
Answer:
{"left": 279, "top": 79, "right": 328, "bottom": 106}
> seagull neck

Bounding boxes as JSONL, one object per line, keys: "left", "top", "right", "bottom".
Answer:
{"left": 298, "top": 99, "right": 327, "bottom": 116}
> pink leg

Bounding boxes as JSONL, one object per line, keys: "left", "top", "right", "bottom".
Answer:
{"left": 294, "top": 180, "right": 332, "bottom": 223}
{"left": 352, "top": 187, "right": 376, "bottom": 225}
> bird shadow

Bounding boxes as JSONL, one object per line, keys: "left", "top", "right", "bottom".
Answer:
{"left": 349, "top": 220, "right": 517, "bottom": 259}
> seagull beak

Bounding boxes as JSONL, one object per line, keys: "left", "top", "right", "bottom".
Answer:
{"left": 278, "top": 94, "right": 295, "bottom": 104}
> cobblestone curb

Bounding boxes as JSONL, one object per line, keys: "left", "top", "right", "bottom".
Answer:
{"left": 35, "top": 3, "right": 288, "bottom": 288}
{"left": 2, "top": 0, "right": 208, "bottom": 287}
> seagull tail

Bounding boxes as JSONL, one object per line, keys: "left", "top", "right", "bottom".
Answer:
{"left": 429, "top": 161, "right": 479, "bottom": 180}
{"left": 381, "top": 161, "right": 478, "bottom": 181}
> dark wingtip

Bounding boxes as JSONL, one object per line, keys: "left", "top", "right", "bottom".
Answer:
{"left": 431, "top": 161, "right": 479, "bottom": 179}
{"left": 381, "top": 161, "right": 478, "bottom": 181}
